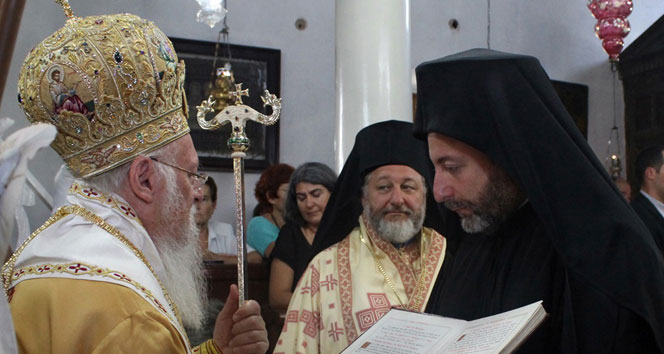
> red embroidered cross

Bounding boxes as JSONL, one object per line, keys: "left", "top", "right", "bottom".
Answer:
{"left": 355, "top": 293, "right": 391, "bottom": 331}
{"left": 327, "top": 321, "right": 344, "bottom": 342}
{"left": 320, "top": 274, "right": 338, "bottom": 291}
{"left": 37, "top": 266, "right": 51, "bottom": 272}
{"left": 83, "top": 188, "right": 98, "bottom": 197}
{"left": 68, "top": 263, "right": 89, "bottom": 273}
{"left": 282, "top": 310, "right": 298, "bottom": 332}
{"left": 300, "top": 310, "right": 323, "bottom": 338}
{"left": 120, "top": 205, "right": 135, "bottom": 217}
{"left": 300, "top": 284, "right": 311, "bottom": 295}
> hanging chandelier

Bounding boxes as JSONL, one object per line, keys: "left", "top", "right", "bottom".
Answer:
{"left": 587, "top": 0, "right": 633, "bottom": 63}
{"left": 195, "top": 0, "right": 236, "bottom": 112}
{"left": 195, "top": 0, "right": 228, "bottom": 28}
{"left": 587, "top": 0, "right": 633, "bottom": 179}
{"left": 208, "top": 24, "right": 235, "bottom": 112}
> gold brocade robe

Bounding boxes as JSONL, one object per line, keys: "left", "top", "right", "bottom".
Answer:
{"left": 274, "top": 217, "right": 446, "bottom": 354}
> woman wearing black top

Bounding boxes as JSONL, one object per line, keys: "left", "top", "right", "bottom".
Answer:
{"left": 269, "top": 162, "right": 337, "bottom": 311}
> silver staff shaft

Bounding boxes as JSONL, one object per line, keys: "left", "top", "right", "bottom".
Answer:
{"left": 232, "top": 153, "right": 248, "bottom": 304}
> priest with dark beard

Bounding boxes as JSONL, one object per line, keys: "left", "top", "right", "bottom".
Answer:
{"left": 414, "top": 49, "right": 664, "bottom": 353}
{"left": 274, "top": 120, "right": 447, "bottom": 354}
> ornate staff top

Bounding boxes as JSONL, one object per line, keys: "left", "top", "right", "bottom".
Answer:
{"left": 196, "top": 83, "right": 281, "bottom": 155}
{"left": 196, "top": 83, "right": 281, "bottom": 303}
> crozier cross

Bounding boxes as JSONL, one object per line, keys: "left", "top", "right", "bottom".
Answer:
{"left": 230, "top": 83, "right": 249, "bottom": 105}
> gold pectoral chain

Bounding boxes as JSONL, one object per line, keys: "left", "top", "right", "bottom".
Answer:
{"left": 2, "top": 205, "right": 188, "bottom": 347}
{"left": 358, "top": 227, "right": 429, "bottom": 311}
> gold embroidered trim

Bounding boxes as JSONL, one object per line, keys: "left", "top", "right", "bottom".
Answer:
{"left": 2, "top": 204, "right": 188, "bottom": 347}
{"left": 10, "top": 261, "right": 173, "bottom": 315}
{"left": 69, "top": 182, "right": 141, "bottom": 224}
{"left": 406, "top": 228, "right": 446, "bottom": 311}
{"left": 357, "top": 215, "right": 437, "bottom": 312}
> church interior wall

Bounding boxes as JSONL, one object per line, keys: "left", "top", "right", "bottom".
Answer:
{"left": 1, "top": 0, "right": 662, "bottom": 236}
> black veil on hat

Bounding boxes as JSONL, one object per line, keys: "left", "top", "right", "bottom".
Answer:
{"left": 414, "top": 48, "right": 664, "bottom": 349}
{"left": 310, "top": 120, "right": 445, "bottom": 260}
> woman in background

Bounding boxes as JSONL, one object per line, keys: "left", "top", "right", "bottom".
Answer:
{"left": 247, "top": 163, "right": 294, "bottom": 258}
{"left": 269, "top": 162, "right": 337, "bottom": 310}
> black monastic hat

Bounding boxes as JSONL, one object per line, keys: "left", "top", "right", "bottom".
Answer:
{"left": 310, "top": 120, "right": 445, "bottom": 258}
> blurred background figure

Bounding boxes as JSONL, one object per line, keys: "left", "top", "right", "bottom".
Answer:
{"left": 269, "top": 162, "right": 337, "bottom": 310}
{"left": 614, "top": 177, "right": 632, "bottom": 202}
{"left": 632, "top": 145, "right": 664, "bottom": 255}
{"left": 247, "top": 163, "right": 294, "bottom": 258}
{"left": 195, "top": 176, "right": 262, "bottom": 264}
{"left": 0, "top": 118, "right": 56, "bottom": 354}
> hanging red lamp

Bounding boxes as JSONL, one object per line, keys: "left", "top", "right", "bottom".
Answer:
{"left": 587, "top": 0, "right": 633, "bottom": 62}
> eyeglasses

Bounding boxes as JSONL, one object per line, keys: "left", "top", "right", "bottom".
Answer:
{"left": 149, "top": 157, "right": 208, "bottom": 190}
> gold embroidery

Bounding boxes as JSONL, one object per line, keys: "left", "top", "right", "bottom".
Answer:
{"left": 357, "top": 215, "right": 440, "bottom": 312}
{"left": 2, "top": 204, "right": 189, "bottom": 347}
{"left": 17, "top": 13, "right": 190, "bottom": 179}
{"left": 10, "top": 261, "right": 171, "bottom": 314}
{"left": 69, "top": 182, "right": 141, "bottom": 223}
{"left": 193, "top": 339, "right": 222, "bottom": 354}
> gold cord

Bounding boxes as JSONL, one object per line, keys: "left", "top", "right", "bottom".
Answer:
{"left": 358, "top": 218, "right": 428, "bottom": 311}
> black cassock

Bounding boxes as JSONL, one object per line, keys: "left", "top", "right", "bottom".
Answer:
{"left": 426, "top": 205, "right": 657, "bottom": 353}
{"left": 414, "top": 49, "right": 664, "bottom": 353}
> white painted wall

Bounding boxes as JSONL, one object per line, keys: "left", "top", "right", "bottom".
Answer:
{"left": 2, "top": 0, "right": 663, "bottom": 236}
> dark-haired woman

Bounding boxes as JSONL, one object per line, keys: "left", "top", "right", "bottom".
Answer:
{"left": 269, "top": 162, "right": 337, "bottom": 310}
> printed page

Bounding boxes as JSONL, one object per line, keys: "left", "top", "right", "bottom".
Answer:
{"left": 342, "top": 301, "right": 545, "bottom": 354}
{"left": 441, "top": 301, "right": 544, "bottom": 354}
{"left": 342, "top": 309, "right": 465, "bottom": 354}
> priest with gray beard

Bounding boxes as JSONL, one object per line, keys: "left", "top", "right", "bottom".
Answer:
{"left": 3, "top": 8, "right": 267, "bottom": 354}
{"left": 274, "top": 120, "right": 447, "bottom": 354}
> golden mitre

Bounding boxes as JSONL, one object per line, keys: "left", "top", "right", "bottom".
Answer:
{"left": 17, "top": 7, "right": 189, "bottom": 178}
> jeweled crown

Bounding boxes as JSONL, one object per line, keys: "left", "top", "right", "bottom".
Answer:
{"left": 17, "top": 10, "right": 189, "bottom": 178}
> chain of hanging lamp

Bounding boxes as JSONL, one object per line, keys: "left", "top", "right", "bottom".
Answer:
{"left": 210, "top": 0, "right": 232, "bottom": 85}
{"left": 207, "top": 0, "right": 236, "bottom": 112}
{"left": 606, "top": 62, "right": 623, "bottom": 179}
{"left": 486, "top": 0, "right": 491, "bottom": 49}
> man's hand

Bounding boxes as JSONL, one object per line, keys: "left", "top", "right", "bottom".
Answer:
{"left": 213, "top": 284, "right": 268, "bottom": 354}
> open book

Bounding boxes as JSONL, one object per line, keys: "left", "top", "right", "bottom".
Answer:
{"left": 341, "top": 301, "right": 547, "bottom": 354}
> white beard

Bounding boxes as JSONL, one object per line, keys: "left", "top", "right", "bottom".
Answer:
{"left": 152, "top": 167, "right": 207, "bottom": 331}
{"left": 363, "top": 202, "right": 425, "bottom": 244}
